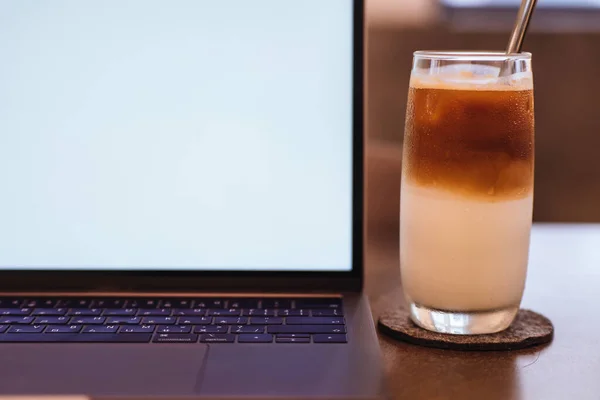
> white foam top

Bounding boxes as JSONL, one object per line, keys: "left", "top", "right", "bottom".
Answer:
{"left": 411, "top": 64, "right": 533, "bottom": 91}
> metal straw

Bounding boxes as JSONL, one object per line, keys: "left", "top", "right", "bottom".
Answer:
{"left": 499, "top": 0, "right": 537, "bottom": 76}
{"left": 506, "top": 0, "right": 538, "bottom": 54}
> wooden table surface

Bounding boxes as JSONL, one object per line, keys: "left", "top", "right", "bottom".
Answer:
{"left": 365, "top": 223, "right": 600, "bottom": 400}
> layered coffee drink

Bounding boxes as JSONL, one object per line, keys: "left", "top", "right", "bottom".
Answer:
{"left": 400, "top": 52, "right": 534, "bottom": 334}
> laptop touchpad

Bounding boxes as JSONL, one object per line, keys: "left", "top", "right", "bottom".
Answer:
{"left": 0, "top": 344, "right": 208, "bottom": 396}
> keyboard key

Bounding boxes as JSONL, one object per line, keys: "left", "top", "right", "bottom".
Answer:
{"left": 267, "top": 325, "right": 346, "bottom": 334}
{"left": 8, "top": 325, "right": 45, "bottom": 333}
{"left": 0, "top": 308, "right": 32, "bottom": 316}
{"left": 0, "top": 298, "right": 23, "bottom": 308}
{"left": 193, "top": 325, "right": 228, "bottom": 334}
{"left": 0, "top": 333, "right": 152, "bottom": 343}
{"left": 160, "top": 299, "right": 193, "bottom": 308}
{"left": 82, "top": 325, "right": 119, "bottom": 334}
{"left": 313, "top": 334, "right": 347, "bottom": 343}
{"left": 172, "top": 308, "right": 206, "bottom": 316}
{"left": 46, "top": 325, "right": 82, "bottom": 333}
{"left": 126, "top": 299, "right": 159, "bottom": 308}
{"left": 276, "top": 333, "right": 310, "bottom": 339}
{"left": 159, "top": 300, "right": 174, "bottom": 308}
{"left": 214, "top": 316, "right": 248, "bottom": 325}
{"left": 69, "top": 316, "right": 106, "bottom": 325}
{"left": 106, "top": 316, "right": 141, "bottom": 325}
{"left": 262, "top": 299, "right": 292, "bottom": 309}
{"left": 312, "top": 309, "right": 344, "bottom": 317}
{"left": 277, "top": 309, "right": 309, "bottom": 317}
{"left": 24, "top": 299, "right": 57, "bottom": 308}
{"left": 57, "top": 299, "right": 92, "bottom": 308}
{"left": 200, "top": 334, "right": 235, "bottom": 343}
{"left": 153, "top": 333, "right": 198, "bottom": 343}
{"left": 0, "top": 325, "right": 7, "bottom": 333}
{"left": 207, "top": 309, "right": 240, "bottom": 316}
{"left": 103, "top": 309, "right": 136, "bottom": 316}
{"left": 245, "top": 309, "right": 276, "bottom": 317}
{"left": 228, "top": 299, "right": 259, "bottom": 309}
{"left": 0, "top": 316, "right": 34, "bottom": 324}
{"left": 295, "top": 298, "right": 342, "bottom": 309}
{"left": 91, "top": 299, "right": 126, "bottom": 308}
{"left": 286, "top": 317, "right": 345, "bottom": 325}
{"left": 249, "top": 317, "right": 283, "bottom": 325}
{"left": 157, "top": 325, "right": 191, "bottom": 334}
{"left": 172, "top": 299, "right": 194, "bottom": 308}
{"left": 141, "top": 316, "right": 176, "bottom": 325}
{"left": 276, "top": 337, "right": 310, "bottom": 344}
{"left": 238, "top": 334, "right": 273, "bottom": 343}
{"left": 34, "top": 316, "right": 69, "bottom": 325}
{"left": 177, "top": 316, "right": 212, "bottom": 325}
{"left": 195, "top": 299, "right": 225, "bottom": 309}
{"left": 31, "top": 308, "right": 67, "bottom": 316}
{"left": 67, "top": 308, "right": 102, "bottom": 316}
{"left": 120, "top": 325, "right": 155, "bottom": 333}
{"left": 137, "top": 309, "right": 171, "bottom": 316}
{"left": 232, "top": 325, "right": 264, "bottom": 334}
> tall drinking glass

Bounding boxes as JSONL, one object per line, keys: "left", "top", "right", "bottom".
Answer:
{"left": 400, "top": 52, "right": 534, "bottom": 334}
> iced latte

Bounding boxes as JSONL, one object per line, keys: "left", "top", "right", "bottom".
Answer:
{"left": 400, "top": 52, "right": 534, "bottom": 334}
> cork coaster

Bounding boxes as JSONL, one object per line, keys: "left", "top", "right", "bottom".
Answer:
{"left": 378, "top": 308, "right": 553, "bottom": 351}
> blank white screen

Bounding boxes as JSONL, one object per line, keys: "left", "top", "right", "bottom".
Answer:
{"left": 0, "top": 1, "right": 354, "bottom": 271}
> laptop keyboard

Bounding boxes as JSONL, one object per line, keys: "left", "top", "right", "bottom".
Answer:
{"left": 0, "top": 297, "right": 347, "bottom": 344}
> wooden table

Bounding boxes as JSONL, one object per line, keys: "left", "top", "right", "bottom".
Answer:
{"left": 365, "top": 223, "right": 600, "bottom": 400}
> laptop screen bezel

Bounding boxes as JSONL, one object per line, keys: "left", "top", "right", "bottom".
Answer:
{"left": 0, "top": 0, "right": 365, "bottom": 294}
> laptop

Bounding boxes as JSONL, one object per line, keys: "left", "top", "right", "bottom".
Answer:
{"left": 0, "top": 0, "right": 385, "bottom": 398}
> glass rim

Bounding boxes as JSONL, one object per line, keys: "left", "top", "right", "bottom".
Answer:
{"left": 413, "top": 51, "right": 532, "bottom": 61}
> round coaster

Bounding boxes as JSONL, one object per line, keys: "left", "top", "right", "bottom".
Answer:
{"left": 378, "top": 308, "right": 554, "bottom": 351}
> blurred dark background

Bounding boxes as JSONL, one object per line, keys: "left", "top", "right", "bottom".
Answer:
{"left": 366, "top": 0, "right": 600, "bottom": 236}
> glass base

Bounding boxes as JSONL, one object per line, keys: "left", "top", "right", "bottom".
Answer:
{"left": 408, "top": 302, "right": 519, "bottom": 335}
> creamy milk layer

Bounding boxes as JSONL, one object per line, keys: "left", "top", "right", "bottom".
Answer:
{"left": 400, "top": 182, "right": 532, "bottom": 311}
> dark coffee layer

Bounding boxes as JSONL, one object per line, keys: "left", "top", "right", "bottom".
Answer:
{"left": 403, "top": 86, "right": 534, "bottom": 199}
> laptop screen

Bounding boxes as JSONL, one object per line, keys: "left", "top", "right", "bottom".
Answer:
{"left": 0, "top": 1, "right": 354, "bottom": 272}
